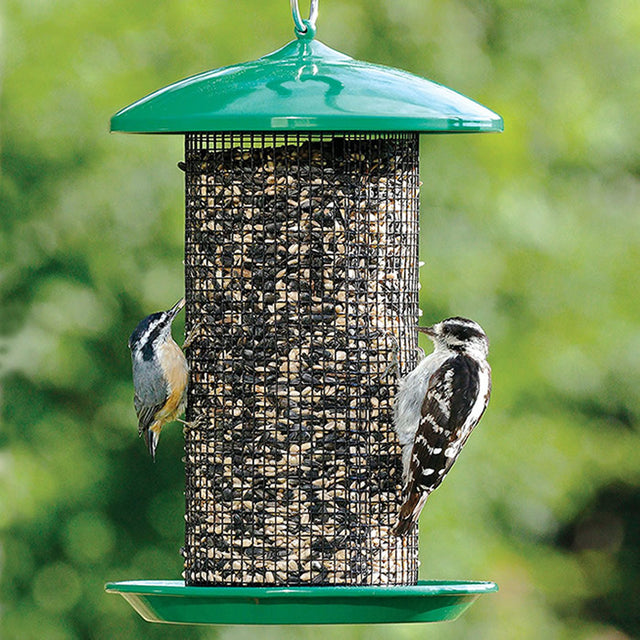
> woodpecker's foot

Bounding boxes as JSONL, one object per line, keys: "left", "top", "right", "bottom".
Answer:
{"left": 183, "top": 320, "right": 205, "bottom": 351}
{"left": 416, "top": 346, "right": 426, "bottom": 361}
{"left": 379, "top": 330, "right": 400, "bottom": 381}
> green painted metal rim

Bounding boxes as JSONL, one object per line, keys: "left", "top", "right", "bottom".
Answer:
{"left": 105, "top": 579, "right": 498, "bottom": 625}
{"left": 110, "top": 38, "right": 503, "bottom": 134}
{"left": 106, "top": 579, "right": 498, "bottom": 597}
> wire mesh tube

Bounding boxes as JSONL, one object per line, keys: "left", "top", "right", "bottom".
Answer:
{"left": 183, "top": 132, "right": 420, "bottom": 586}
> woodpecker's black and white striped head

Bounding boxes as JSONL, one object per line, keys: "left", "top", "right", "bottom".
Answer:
{"left": 128, "top": 298, "right": 185, "bottom": 362}
{"left": 418, "top": 316, "right": 489, "bottom": 359}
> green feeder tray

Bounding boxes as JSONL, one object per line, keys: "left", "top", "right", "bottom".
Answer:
{"left": 105, "top": 580, "right": 498, "bottom": 626}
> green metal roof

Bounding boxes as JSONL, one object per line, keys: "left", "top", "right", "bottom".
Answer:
{"left": 111, "top": 36, "right": 503, "bottom": 134}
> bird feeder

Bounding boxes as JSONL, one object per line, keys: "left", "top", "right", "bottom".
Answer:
{"left": 106, "top": 0, "right": 501, "bottom": 625}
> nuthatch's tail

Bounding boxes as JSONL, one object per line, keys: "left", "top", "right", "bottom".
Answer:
{"left": 394, "top": 491, "right": 429, "bottom": 536}
{"left": 143, "top": 428, "right": 160, "bottom": 462}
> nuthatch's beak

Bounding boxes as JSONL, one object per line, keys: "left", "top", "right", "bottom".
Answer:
{"left": 168, "top": 298, "right": 185, "bottom": 318}
{"left": 416, "top": 325, "right": 436, "bottom": 337}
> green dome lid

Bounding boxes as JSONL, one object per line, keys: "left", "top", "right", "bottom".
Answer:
{"left": 111, "top": 35, "right": 503, "bottom": 134}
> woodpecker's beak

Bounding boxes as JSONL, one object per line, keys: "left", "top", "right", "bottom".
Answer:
{"left": 416, "top": 325, "right": 436, "bottom": 337}
{"left": 168, "top": 298, "right": 185, "bottom": 319}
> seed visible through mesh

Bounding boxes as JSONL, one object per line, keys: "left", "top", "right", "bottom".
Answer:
{"left": 183, "top": 132, "right": 420, "bottom": 586}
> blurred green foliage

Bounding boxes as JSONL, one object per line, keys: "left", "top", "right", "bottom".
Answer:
{"left": 1, "top": 0, "right": 639, "bottom": 638}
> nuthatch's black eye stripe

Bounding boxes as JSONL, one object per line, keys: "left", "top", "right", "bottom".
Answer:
{"left": 142, "top": 326, "right": 162, "bottom": 361}
{"left": 129, "top": 312, "right": 163, "bottom": 350}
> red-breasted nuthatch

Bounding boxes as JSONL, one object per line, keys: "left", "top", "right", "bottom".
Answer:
{"left": 128, "top": 298, "right": 188, "bottom": 461}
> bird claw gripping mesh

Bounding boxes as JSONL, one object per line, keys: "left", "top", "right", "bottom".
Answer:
{"left": 183, "top": 132, "right": 420, "bottom": 586}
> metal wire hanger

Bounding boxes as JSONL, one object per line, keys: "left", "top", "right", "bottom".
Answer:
{"left": 291, "top": 0, "right": 319, "bottom": 36}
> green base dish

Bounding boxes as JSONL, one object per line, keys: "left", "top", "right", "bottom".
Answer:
{"left": 105, "top": 580, "right": 497, "bottom": 626}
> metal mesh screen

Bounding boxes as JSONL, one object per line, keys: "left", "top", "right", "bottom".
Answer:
{"left": 183, "top": 132, "right": 420, "bottom": 586}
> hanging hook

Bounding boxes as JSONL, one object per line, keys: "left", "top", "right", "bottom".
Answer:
{"left": 291, "top": 0, "right": 319, "bottom": 37}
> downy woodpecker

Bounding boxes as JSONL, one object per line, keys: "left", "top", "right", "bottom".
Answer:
{"left": 393, "top": 317, "right": 491, "bottom": 535}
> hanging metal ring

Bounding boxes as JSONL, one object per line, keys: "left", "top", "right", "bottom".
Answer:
{"left": 291, "top": 0, "right": 319, "bottom": 36}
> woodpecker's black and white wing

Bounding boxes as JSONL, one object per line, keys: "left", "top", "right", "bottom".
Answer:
{"left": 394, "top": 353, "right": 491, "bottom": 536}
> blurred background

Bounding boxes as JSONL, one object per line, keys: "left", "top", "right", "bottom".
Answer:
{"left": 1, "top": 0, "right": 639, "bottom": 638}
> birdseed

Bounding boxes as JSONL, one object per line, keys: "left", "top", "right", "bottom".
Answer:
{"left": 183, "top": 132, "right": 420, "bottom": 586}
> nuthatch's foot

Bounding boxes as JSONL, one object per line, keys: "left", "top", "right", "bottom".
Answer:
{"left": 183, "top": 320, "right": 205, "bottom": 351}
{"left": 178, "top": 413, "right": 205, "bottom": 432}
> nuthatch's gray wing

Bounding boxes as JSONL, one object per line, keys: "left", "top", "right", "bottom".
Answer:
{"left": 132, "top": 358, "right": 169, "bottom": 435}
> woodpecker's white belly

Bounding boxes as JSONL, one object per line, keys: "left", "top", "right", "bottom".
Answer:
{"left": 393, "top": 349, "right": 450, "bottom": 480}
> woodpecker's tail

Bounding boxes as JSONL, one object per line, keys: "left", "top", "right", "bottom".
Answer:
{"left": 394, "top": 491, "right": 429, "bottom": 536}
{"left": 143, "top": 427, "right": 160, "bottom": 462}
